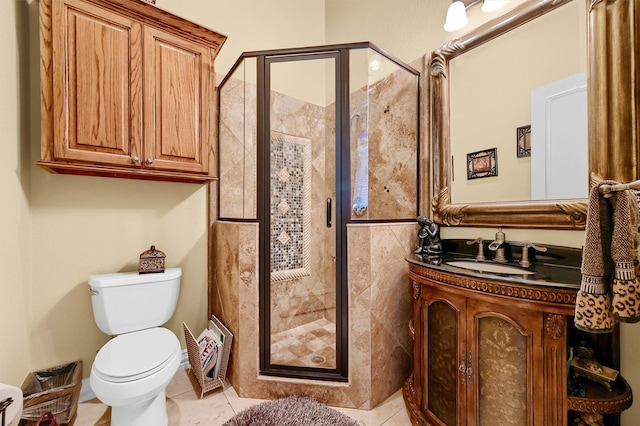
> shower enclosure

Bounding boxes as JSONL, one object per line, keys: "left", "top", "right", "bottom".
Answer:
{"left": 217, "top": 43, "right": 419, "bottom": 384}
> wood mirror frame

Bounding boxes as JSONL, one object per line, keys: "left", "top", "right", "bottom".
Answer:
{"left": 428, "top": 0, "right": 639, "bottom": 229}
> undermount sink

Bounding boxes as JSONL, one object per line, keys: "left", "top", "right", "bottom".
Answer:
{"left": 446, "top": 260, "right": 536, "bottom": 276}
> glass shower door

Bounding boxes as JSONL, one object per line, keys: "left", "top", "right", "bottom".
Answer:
{"left": 261, "top": 53, "right": 344, "bottom": 377}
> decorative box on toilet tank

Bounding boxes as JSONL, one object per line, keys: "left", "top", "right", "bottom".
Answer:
{"left": 138, "top": 245, "right": 165, "bottom": 274}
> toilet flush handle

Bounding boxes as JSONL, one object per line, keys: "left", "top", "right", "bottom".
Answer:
{"left": 89, "top": 287, "right": 98, "bottom": 296}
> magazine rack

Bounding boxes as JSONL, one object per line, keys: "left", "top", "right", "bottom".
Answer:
{"left": 183, "top": 315, "right": 233, "bottom": 398}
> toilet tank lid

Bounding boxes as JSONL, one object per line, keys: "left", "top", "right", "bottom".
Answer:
{"left": 90, "top": 267, "right": 182, "bottom": 289}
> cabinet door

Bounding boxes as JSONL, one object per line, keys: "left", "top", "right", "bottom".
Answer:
{"left": 52, "top": 0, "right": 143, "bottom": 166}
{"left": 422, "top": 286, "right": 467, "bottom": 426}
{"left": 143, "top": 26, "right": 214, "bottom": 174}
{"left": 467, "top": 299, "right": 542, "bottom": 426}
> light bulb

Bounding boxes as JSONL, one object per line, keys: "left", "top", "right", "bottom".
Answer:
{"left": 444, "top": 1, "right": 469, "bottom": 32}
{"left": 481, "top": 0, "right": 509, "bottom": 13}
{"left": 369, "top": 55, "right": 382, "bottom": 72}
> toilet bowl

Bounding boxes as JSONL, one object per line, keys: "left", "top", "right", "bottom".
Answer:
{"left": 90, "top": 328, "right": 180, "bottom": 425}
{"left": 88, "top": 268, "right": 182, "bottom": 426}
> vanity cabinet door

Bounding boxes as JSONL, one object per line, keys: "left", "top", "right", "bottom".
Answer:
{"left": 466, "top": 299, "right": 542, "bottom": 426}
{"left": 51, "top": 0, "right": 143, "bottom": 167}
{"left": 419, "top": 283, "right": 544, "bottom": 426}
{"left": 421, "top": 285, "right": 467, "bottom": 426}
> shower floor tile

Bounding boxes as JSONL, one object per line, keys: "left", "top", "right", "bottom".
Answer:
{"left": 270, "top": 318, "right": 336, "bottom": 368}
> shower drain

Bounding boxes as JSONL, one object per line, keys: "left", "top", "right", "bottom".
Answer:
{"left": 311, "top": 355, "right": 326, "bottom": 365}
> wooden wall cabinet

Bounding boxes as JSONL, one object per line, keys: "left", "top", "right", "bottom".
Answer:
{"left": 403, "top": 261, "right": 631, "bottom": 426}
{"left": 38, "top": 0, "right": 226, "bottom": 183}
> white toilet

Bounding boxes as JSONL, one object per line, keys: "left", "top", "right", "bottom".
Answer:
{"left": 89, "top": 267, "right": 182, "bottom": 426}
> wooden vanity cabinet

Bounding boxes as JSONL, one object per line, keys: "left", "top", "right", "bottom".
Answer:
{"left": 403, "top": 262, "right": 579, "bottom": 426}
{"left": 38, "top": 0, "right": 226, "bottom": 183}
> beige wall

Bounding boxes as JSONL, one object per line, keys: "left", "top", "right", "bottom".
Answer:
{"left": 1, "top": 0, "right": 33, "bottom": 386}
{"left": 155, "top": 0, "right": 327, "bottom": 81}
{"left": 0, "top": 0, "right": 212, "bottom": 385}
{"left": 0, "top": 0, "right": 327, "bottom": 387}
{"left": 3, "top": 0, "right": 640, "bottom": 422}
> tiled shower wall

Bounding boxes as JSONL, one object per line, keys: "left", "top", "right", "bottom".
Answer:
{"left": 212, "top": 221, "right": 415, "bottom": 409}
{"left": 347, "top": 72, "right": 419, "bottom": 220}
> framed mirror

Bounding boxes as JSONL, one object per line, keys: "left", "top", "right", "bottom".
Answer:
{"left": 428, "top": 0, "right": 639, "bottom": 229}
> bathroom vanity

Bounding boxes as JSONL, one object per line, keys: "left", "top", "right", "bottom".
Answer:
{"left": 411, "top": 0, "right": 639, "bottom": 422}
{"left": 402, "top": 241, "right": 632, "bottom": 426}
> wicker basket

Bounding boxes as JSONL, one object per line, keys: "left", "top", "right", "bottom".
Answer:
{"left": 183, "top": 315, "right": 233, "bottom": 398}
{"left": 20, "top": 361, "right": 82, "bottom": 426}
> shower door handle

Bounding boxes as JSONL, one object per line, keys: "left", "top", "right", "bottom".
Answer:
{"left": 326, "top": 198, "right": 332, "bottom": 228}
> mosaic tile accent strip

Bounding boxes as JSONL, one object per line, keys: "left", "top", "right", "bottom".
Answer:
{"left": 270, "top": 131, "right": 312, "bottom": 281}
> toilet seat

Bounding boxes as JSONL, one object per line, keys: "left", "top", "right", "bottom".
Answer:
{"left": 93, "top": 327, "right": 179, "bottom": 383}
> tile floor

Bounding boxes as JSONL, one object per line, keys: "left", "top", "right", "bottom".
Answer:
{"left": 271, "top": 318, "right": 336, "bottom": 368}
{"left": 75, "top": 368, "right": 413, "bottom": 425}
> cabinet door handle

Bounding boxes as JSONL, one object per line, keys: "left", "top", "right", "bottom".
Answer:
{"left": 146, "top": 158, "right": 154, "bottom": 165}
{"left": 467, "top": 351, "right": 472, "bottom": 384}
{"left": 459, "top": 350, "right": 466, "bottom": 385}
{"left": 132, "top": 156, "right": 140, "bottom": 163}
{"left": 326, "top": 198, "right": 332, "bottom": 228}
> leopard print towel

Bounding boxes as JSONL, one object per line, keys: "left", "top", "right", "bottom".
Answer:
{"left": 575, "top": 183, "right": 615, "bottom": 333}
{"left": 575, "top": 183, "right": 640, "bottom": 332}
{"left": 611, "top": 189, "right": 640, "bottom": 323}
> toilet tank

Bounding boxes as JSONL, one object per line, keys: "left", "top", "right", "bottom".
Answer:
{"left": 89, "top": 267, "right": 182, "bottom": 335}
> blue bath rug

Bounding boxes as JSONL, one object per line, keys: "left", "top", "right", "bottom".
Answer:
{"left": 222, "top": 395, "right": 359, "bottom": 426}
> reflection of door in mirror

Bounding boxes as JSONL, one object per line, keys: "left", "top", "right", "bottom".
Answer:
{"left": 449, "top": 0, "right": 586, "bottom": 205}
{"left": 531, "top": 73, "right": 587, "bottom": 200}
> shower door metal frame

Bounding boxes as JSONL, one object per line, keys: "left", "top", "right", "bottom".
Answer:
{"left": 257, "top": 48, "right": 350, "bottom": 382}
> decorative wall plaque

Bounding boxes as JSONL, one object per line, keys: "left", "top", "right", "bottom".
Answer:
{"left": 467, "top": 147, "right": 498, "bottom": 179}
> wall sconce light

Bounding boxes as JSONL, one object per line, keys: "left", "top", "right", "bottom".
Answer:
{"left": 444, "top": 0, "right": 509, "bottom": 32}
{"left": 443, "top": 1, "right": 470, "bottom": 32}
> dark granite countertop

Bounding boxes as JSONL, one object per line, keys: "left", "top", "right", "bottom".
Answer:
{"left": 408, "top": 239, "right": 582, "bottom": 290}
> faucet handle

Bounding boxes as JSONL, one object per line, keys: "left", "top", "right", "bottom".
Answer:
{"left": 520, "top": 241, "right": 547, "bottom": 267}
{"left": 466, "top": 237, "right": 485, "bottom": 260}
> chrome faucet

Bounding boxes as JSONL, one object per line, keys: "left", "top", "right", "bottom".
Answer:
{"left": 488, "top": 228, "right": 507, "bottom": 263}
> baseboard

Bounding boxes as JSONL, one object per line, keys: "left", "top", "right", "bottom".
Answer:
{"left": 179, "top": 348, "right": 191, "bottom": 370}
{"left": 79, "top": 377, "right": 95, "bottom": 403}
{"left": 79, "top": 349, "right": 190, "bottom": 403}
